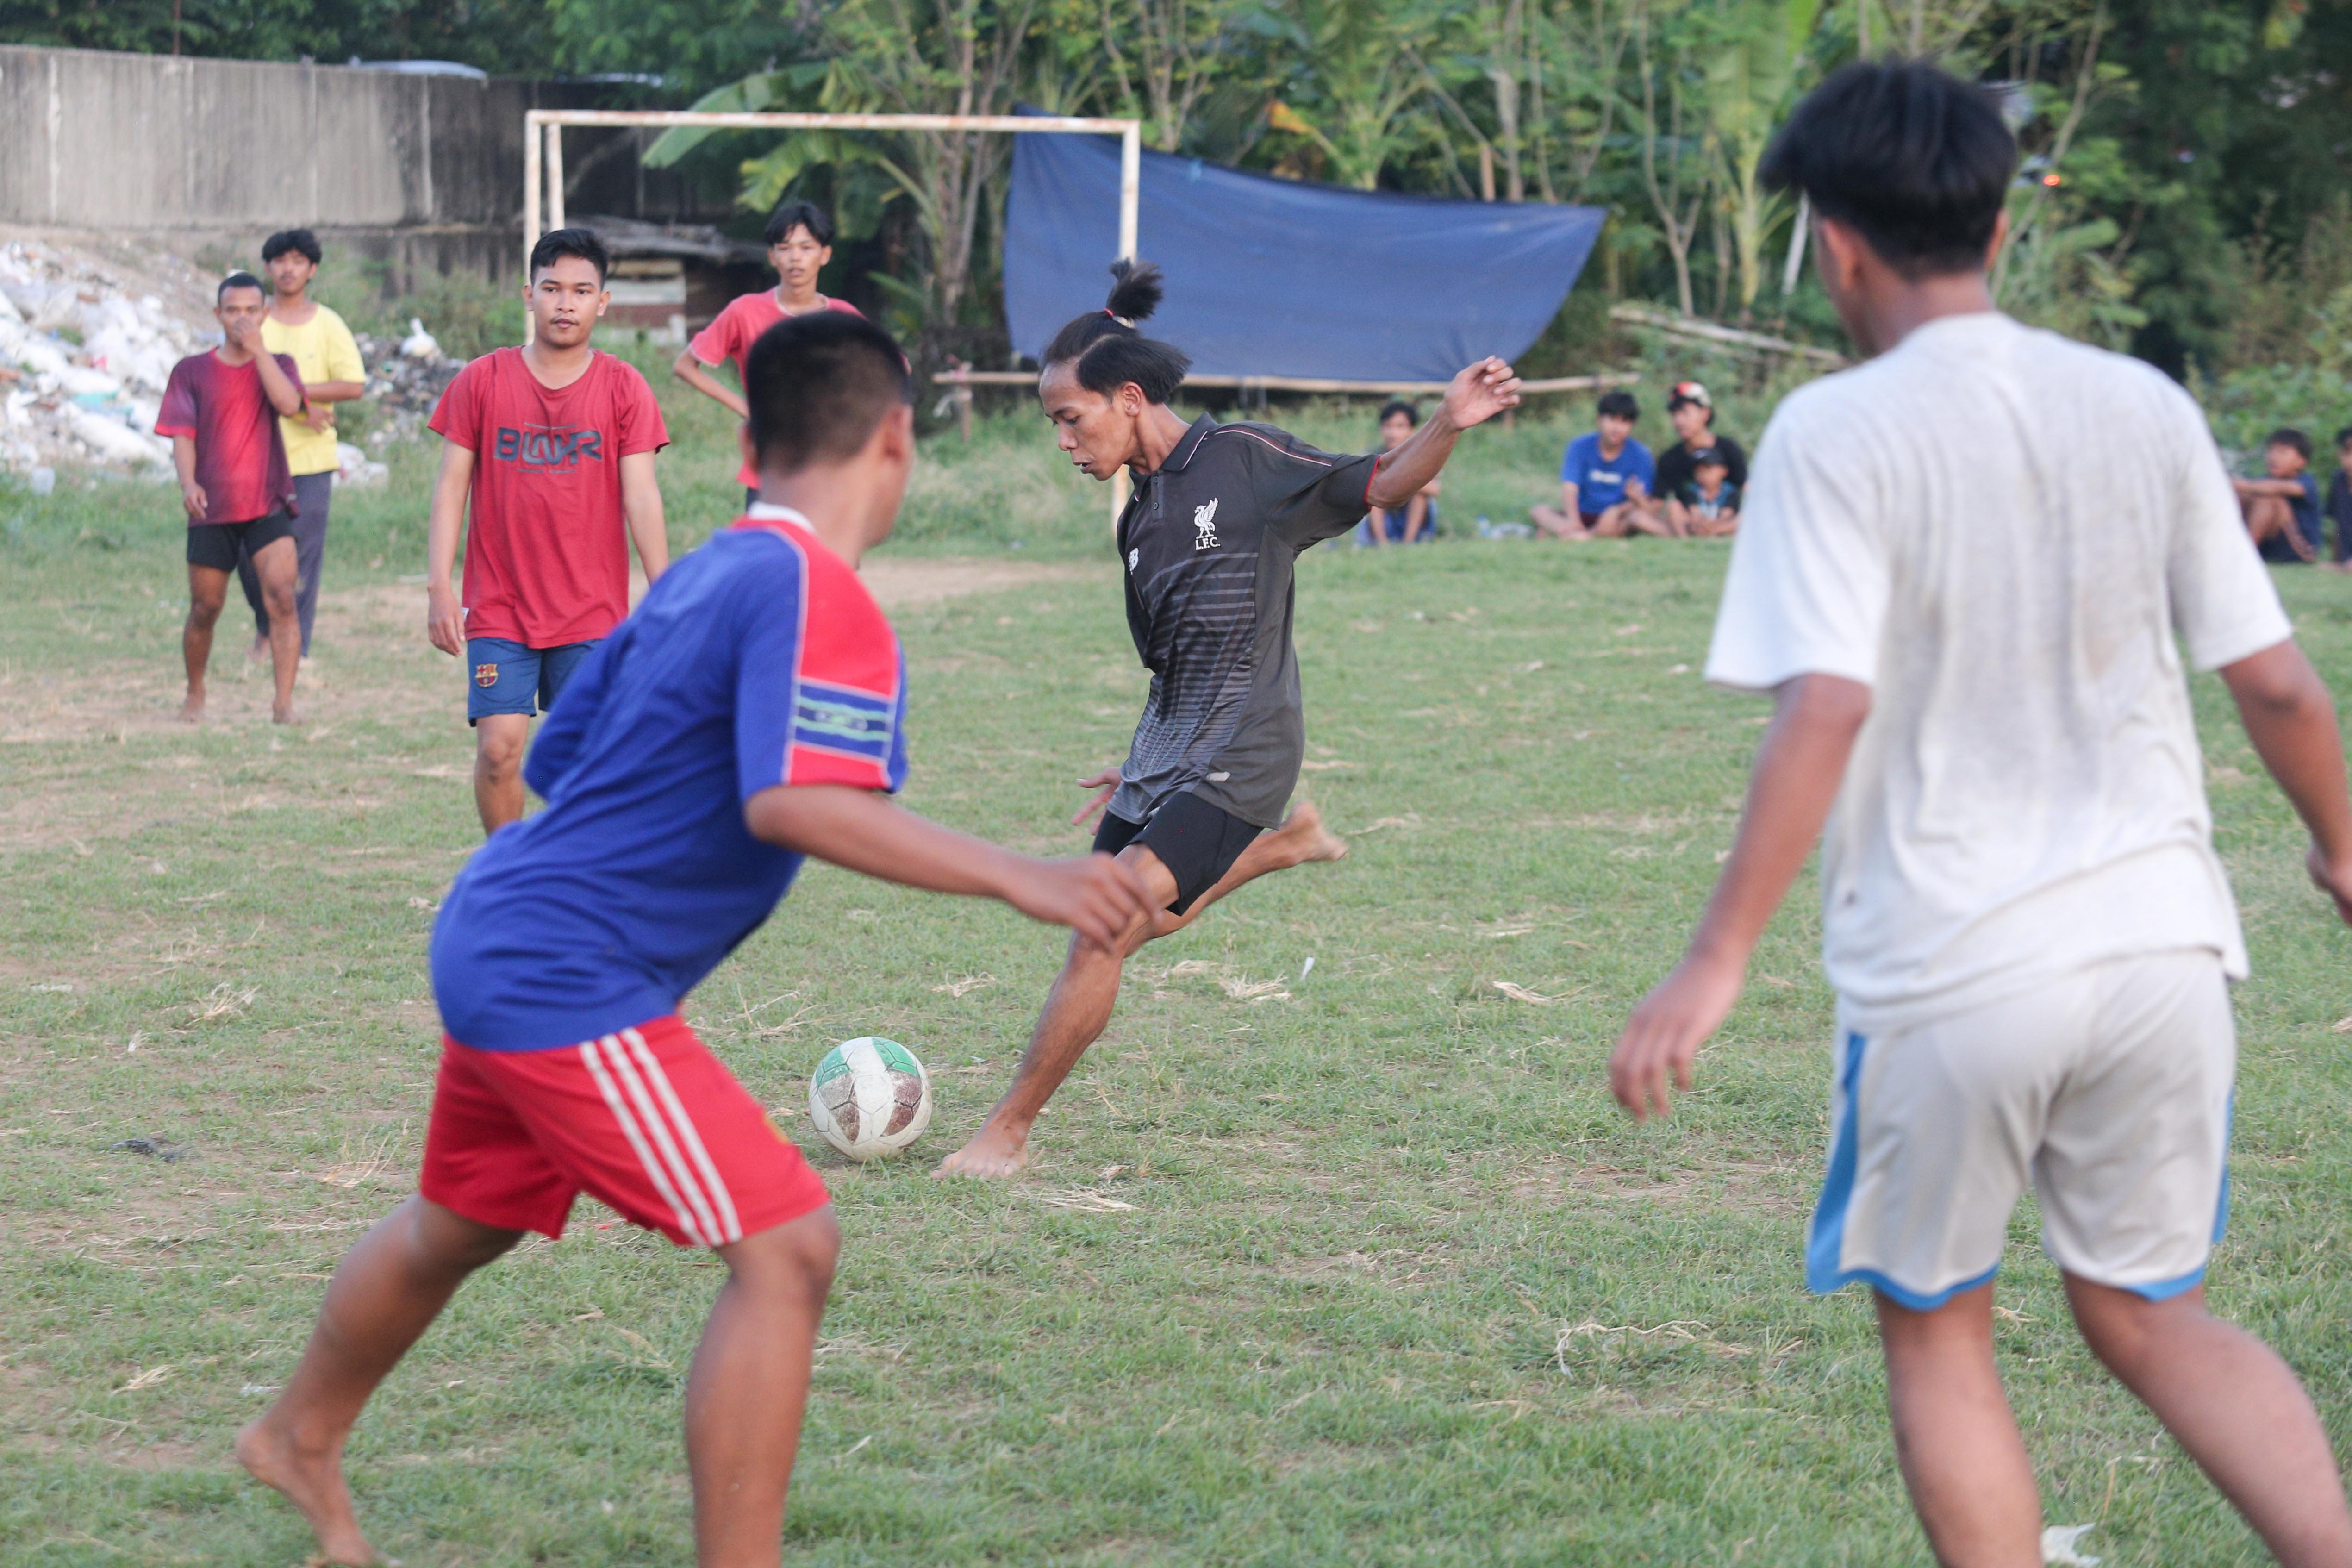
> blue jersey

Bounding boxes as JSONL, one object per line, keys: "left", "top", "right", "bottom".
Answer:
{"left": 1560, "top": 431, "right": 1654, "bottom": 512}
{"left": 430, "top": 511, "right": 909, "bottom": 1051}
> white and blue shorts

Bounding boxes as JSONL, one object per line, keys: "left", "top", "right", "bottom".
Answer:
{"left": 1808, "top": 949, "right": 2233, "bottom": 1311}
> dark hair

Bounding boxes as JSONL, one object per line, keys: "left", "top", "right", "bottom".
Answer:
{"left": 2267, "top": 427, "right": 2313, "bottom": 461}
{"left": 744, "top": 311, "right": 912, "bottom": 475}
{"left": 1597, "top": 389, "right": 1639, "bottom": 421}
{"left": 1377, "top": 400, "right": 1419, "bottom": 426}
{"left": 217, "top": 271, "right": 266, "bottom": 303}
{"left": 1759, "top": 60, "right": 2016, "bottom": 280}
{"left": 2335, "top": 426, "right": 2352, "bottom": 451}
{"left": 764, "top": 200, "right": 835, "bottom": 249}
{"left": 1041, "top": 259, "right": 1191, "bottom": 405}
{"left": 529, "top": 226, "right": 610, "bottom": 283}
{"left": 261, "top": 228, "right": 321, "bottom": 266}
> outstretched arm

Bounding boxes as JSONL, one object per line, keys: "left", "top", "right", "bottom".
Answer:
{"left": 743, "top": 784, "right": 1157, "bottom": 954}
{"left": 1608, "top": 673, "right": 1872, "bottom": 1120}
{"left": 2220, "top": 640, "right": 2352, "bottom": 922}
{"left": 1367, "top": 358, "right": 1521, "bottom": 509}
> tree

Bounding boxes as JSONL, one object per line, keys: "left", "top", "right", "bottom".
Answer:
{"left": 1697, "top": 0, "right": 1821, "bottom": 317}
{"left": 647, "top": 0, "right": 1042, "bottom": 326}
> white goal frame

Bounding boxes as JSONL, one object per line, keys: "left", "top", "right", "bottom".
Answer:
{"left": 523, "top": 109, "right": 1142, "bottom": 519}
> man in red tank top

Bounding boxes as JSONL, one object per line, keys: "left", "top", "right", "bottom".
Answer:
{"left": 424, "top": 228, "right": 672, "bottom": 835}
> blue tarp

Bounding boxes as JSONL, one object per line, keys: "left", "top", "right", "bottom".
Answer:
{"left": 1004, "top": 125, "right": 1605, "bottom": 382}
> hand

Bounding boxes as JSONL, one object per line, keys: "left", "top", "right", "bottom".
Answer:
{"left": 1442, "top": 356, "right": 1522, "bottom": 431}
{"left": 223, "top": 314, "right": 262, "bottom": 354}
{"left": 303, "top": 403, "right": 336, "bottom": 433}
{"left": 1001, "top": 852, "right": 1157, "bottom": 953}
{"left": 2308, "top": 841, "right": 2352, "bottom": 925}
{"left": 425, "top": 580, "right": 466, "bottom": 657}
{"left": 179, "top": 480, "right": 208, "bottom": 521}
{"left": 1070, "top": 767, "right": 1122, "bottom": 827}
{"left": 1608, "top": 947, "right": 1747, "bottom": 1122}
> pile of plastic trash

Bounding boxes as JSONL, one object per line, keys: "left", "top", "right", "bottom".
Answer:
{"left": 0, "top": 240, "right": 193, "bottom": 476}
{"left": 0, "top": 238, "right": 433, "bottom": 489}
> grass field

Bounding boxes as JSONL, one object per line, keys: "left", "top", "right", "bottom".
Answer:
{"left": 4, "top": 375, "right": 2352, "bottom": 1567}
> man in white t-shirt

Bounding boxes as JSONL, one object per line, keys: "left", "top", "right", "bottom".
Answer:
{"left": 1608, "top": 62, "right": 2352, "bottom": 1566}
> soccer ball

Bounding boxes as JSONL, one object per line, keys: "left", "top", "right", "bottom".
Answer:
{"left": 807, "top": 1037, "right": 933, "bottom": 1161}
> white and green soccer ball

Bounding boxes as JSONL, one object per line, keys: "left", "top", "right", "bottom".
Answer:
{"left": 807, "top": 1037, "right": 933, "bottom": 1161}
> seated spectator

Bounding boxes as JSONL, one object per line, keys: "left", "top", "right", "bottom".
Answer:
{"left": 1648, "top": 380, "right": 1748, "bottom": 536}
{"left": 1670, "top": 447, "right": 1741, "bottom": 537}
{"left": 2235, "top": 426, "right": 2321, "bottom": 563}
{"left": 2327, "top": 426, "right": 2352, "bottom": 572}
{"left": 1358, "top": 400, "right": 1441, "bottom": 545}
{"left": 1532, "top": 389, "right": 1653, "bottom": 539}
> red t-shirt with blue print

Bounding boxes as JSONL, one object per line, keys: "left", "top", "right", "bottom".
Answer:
{"left": 430, "top": 508, "right": 907, "bottom": 1051}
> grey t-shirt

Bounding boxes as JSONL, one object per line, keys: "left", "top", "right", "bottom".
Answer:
{"left": 1110, "top": 415, "right": 1379, "bottom": 829}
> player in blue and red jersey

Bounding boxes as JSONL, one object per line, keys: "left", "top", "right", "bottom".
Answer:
{"left": 237, "top": 313, "right": 1157, "bottom": 1568}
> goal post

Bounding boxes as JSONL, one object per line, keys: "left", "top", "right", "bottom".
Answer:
{"left": 522, "top": 108, "right": 1142, "bottom": 520}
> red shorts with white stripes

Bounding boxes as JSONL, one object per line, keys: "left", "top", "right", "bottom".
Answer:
{"left": 419, "top": 1015, "right": 828, "bottom": 1248}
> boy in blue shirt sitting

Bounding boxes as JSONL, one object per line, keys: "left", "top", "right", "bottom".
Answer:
{"left": 1532, "top": 389, "right": 1655, "bottom": 539}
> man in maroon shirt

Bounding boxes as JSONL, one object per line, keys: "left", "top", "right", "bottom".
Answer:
{"left": 425, "top": 228, "right": 670, "bottom": 834}
{"left": 156, "top": 272, "right": 309, "bottom": 724}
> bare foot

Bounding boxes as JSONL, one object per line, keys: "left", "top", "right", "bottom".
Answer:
{"left": 933, "top": 1120, "right": 1032, "bottom": 1179}
{"left": 236, "top": 1415, "right": 380, "bottom": 1566}
{"left": 1270, "top": 800, "right": 1348, "bottom": 867}
{"left": 176, "top": 692, "right": 205, "bottom": 723}
{"left": 273, "top": 702, "right": 303, "bottom": 725}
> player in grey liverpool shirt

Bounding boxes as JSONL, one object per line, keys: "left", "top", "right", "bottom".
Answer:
{"left": 938, "top": 261, "right": 1520, "bottom": 1177}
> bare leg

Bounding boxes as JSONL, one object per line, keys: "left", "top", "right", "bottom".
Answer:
{"left": 250, "top": 535, "right": 304, "bottom": 723}
{"left": 936, "top": 802, "right": 1348, "bottom": 1178}
{"left": 2067, "top": 1275, "right": 2352, "bottom": 1566}
{"left": 1529, "top": 502, "right": 1589, "bottom": 540}
{"left": 1876, "top": 1283, "right": 2045, "bottom": 1568}
{"left": 474, "top": 712, "right": 531, "bottom": 835}
{"left": 237, "top": 1197, "right": 521, "bottom": 1566}
{"left": 1589, "top": 501, "right": 1641, "bottom": 539}
{"left": 1626, "top": 498, "right": 1680, "bottom": 538}
{"left": 688, "top": 1207, "right": 840, "bottom": 1568}
{"left": 180, "top": 564, "right": 230, "bottom": 721}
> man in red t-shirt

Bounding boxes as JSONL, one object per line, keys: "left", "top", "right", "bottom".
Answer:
{"left": 672, "top": 200, "right": 862, "bottom": 503}
{"left": 425, "top": 228, "right": 671, "bottom": 835}
{"left": 156, "top": 272, "right": 310, "bottom": 725}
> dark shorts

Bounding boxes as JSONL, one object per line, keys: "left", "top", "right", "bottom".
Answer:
{"left": 187, "top": 512, "right": 294, "bottom": 571}
{"left": 1579, "top": 510, "right": 1604, "bottom": 530}
{"left": 1094, "top": 791, "right": 1263, "bottom": 916}
{"left": 467, "top": 637, "right": 599, "bottom": 723}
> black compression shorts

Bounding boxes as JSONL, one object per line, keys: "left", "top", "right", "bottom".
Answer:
{"left": 187, "top": 512, "right": 294, "bottom": 571}
{"left": 1093, "top": 792, "right": 1263, "bottom": 916}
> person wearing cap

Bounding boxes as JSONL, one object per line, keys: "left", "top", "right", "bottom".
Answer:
{"left": 1651, "top": 380, "right": 1749, "bottom": 537}
{"left": 1675, "top": 447, "right": 1741, "bottom": 536}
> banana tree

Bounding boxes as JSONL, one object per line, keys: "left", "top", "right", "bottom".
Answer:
{"left": 1242, "top": 0, "right": 1451, "bottom": 190}
{"left": 643, "top": 0, "right": 1042, "bottom": 325}
{"left": 1699, "top": 0, "right": 1822, "bottom": 315}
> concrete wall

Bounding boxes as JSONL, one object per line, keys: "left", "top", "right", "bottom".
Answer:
{"left": 0, "top": 46, "right": 735, "bottom": 288}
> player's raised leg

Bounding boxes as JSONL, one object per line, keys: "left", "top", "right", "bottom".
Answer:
{"left": 938, "top": 793, "right": 1348, "bottom": 1178}
{"left": 237, "top": 1197, "right": 522, "bottom": 1566}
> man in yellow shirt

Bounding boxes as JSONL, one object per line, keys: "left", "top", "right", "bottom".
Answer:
{"left": 240, "top": 229, "right": 367, "bottom": 660}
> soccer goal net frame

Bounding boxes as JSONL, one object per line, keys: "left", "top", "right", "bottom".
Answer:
{"left": 523, "top": 109, "right": 1141, "bottom": 518}
{"left": 523, "top": 108, "right": 1139, "bottom": 297}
